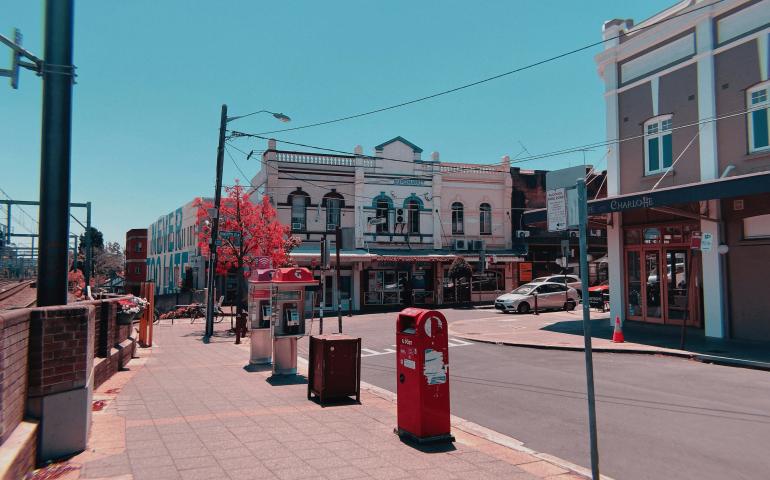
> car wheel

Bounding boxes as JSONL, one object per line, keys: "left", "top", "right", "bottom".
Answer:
{"left": 565, "top": 300, "right": 577, "bottom": 311}
{"left": 517, "top": 302, "right": 531, "bottom": 314}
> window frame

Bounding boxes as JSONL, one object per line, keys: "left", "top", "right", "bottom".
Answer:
{"left": 747, "top": 81, "right": 770, "bottom": 154}
{"left": 289, "top": 192, "right": 308, "bottom": 232}
{"left": 375, "top": 200, "right": 390, "bottom": 234}
{"left": 479, "top": 203, "right": 492, "bottom": 235}
{"left": 644, "top": 115, "right": 673, "bottom": 175}
{"left": 406, "top": 199, "right": 421, "bottom": 235}
{"left": 324, "top": 195, "right": 342, "bottom": 231}
{"left": 451, "top": 202, "right": 464, "bottom": 234}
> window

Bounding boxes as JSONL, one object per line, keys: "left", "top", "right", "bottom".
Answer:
{"left": 290, "top": 192, "right": 308, "bottom": 232}
{"left": 406, "top": 199, "right": 420, "bottom": 234}
{"left": 134, "top": 266, "right": 140, "bottom": 274}
{"left": 743, "top": 213, "right": 770, "bottom": 239}
{"left": 644, "top": 115, "right": 673, "bottom": 174}
{"left": 748, "top": 82, "right": 770, "bottom": 153}
{"left": 375, "top": 199, "right": 390, "bottom": 233}
{"left": 479, "top": 203, "right": 492, "bottom": 235}
{"left": 324, "top": 193, "right": 342, "bottom": 230}
{"left": 135, "top": 242, "right": 143, "bottom": 253}
{"left": 451, "top": 202, "right": 464, "bottom": 234}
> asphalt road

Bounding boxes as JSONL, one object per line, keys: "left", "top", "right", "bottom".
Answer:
{"left": 299, "top": 308, "right": 770, "bottom": 480}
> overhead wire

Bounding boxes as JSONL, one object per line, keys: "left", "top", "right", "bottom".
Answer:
{"left": 248, "top": 0, "right": 726, "bottom": 136}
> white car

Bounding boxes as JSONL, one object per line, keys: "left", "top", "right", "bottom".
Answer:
{"left": 532, "top": 275, "right": 583, "bottom": 296}
{"left": 495, "top": 282, "right": 579, "bottom": 314}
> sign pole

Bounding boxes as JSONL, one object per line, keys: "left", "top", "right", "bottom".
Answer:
{"left": 577, "top": 178, "right": 600, "bottom": 479}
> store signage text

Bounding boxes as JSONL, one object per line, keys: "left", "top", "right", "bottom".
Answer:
{"left": 609, "top": 196, "right": 653, "bottom": 211}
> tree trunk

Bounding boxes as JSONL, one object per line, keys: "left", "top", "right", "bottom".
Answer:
{"left": 234, "top": 266, "right": 246, "bottom": 344}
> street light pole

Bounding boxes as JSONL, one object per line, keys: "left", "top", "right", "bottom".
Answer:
{"left": 204, "top": 106, "right": 290, "bottom": 342}
{"left": 205, "top": 104, "right": 228, "bottom": 342}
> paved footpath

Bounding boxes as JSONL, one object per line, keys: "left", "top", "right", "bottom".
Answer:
{"left": 41, "top": 321, "right": 592, "bottom": 480}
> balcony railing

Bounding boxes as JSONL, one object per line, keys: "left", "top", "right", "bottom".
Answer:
{"left": 274, "top": 152, "right": 375, "bottom": 168}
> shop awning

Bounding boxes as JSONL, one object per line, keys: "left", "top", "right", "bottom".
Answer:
{"left": 522, "top": 170, "right": 770, "bottom": 225}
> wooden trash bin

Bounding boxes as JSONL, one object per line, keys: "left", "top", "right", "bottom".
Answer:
{"left": 307, "top": 334, "right": 362, "bottom": 405}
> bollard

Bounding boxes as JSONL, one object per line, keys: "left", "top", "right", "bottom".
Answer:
{"left": 533, "top": 292, "right": 539, "bottom": 315}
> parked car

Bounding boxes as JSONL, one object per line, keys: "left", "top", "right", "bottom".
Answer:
{"left": 532, "top": 275, "right": 583, "bottom": 296}
{"left": 588, "top": 281, "right": 609, "bottom": 311}
{"left": 495, "top": 282, "right": 579, "bottom": 314}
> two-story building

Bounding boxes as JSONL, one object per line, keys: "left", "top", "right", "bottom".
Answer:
{"left": 251, "top": 136, "right": 522, "bottom": 311}
{"left": 590, "top": 0, "right": 770, "bottom": 341}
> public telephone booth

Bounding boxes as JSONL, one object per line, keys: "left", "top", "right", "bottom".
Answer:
{"left": 248, "top": 267, "right": 318, "bottom": 375}
{"left": 248, "top": 269, "right": 275, "bottom": 365}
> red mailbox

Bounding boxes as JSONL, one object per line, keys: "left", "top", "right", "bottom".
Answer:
{"left": 395, "top": 308, "right": 454, "bottom": 444}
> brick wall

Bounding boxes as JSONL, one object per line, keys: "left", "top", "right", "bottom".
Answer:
{"left": 27, "top": 305, "right": 95, "bottom": 399}
{"left": 0, "top": 309, "right": 31, "bottom": 444}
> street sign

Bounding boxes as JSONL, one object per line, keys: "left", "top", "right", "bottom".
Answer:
{"left": 566, "top": 188, "right": 579, "bottom": 228}
{"left": 547, "top": 188, "right": 567, "bottom": 232}
{"left": 368, "top": 217, "right": 386, "bottom": 225}
{"left": 701, "top": 232, "right": 713, "bottom": 252}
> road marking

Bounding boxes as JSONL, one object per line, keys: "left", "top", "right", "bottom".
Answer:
{"left": 361, "top": 338, "right": 474, "bottom": 357}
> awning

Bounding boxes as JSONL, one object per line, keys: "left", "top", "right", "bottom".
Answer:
{"left": 522, "top": 170, "right": 770, "bottom": 225}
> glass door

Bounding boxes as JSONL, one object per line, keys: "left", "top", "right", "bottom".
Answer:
{"left": 626, "top": 251, "right": 642, "bottom": 319}
{"left": 644, "top": 251, "right": 664, "bottom": 322}
{"left": 665, "top": 249, "right": 688, "bottom": 324}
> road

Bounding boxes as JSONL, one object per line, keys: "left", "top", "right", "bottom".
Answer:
{"left": 299, "top": 308, "right": 770, "bottom": 480}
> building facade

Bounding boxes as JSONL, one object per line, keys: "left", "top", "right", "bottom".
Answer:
{"left": 124, "top": 228, "right": 147, "bottom": 295}
{"left": 146, "top": 199, "right": 206, "bottom": 296}
{"left": 593, "top": 0, "right": 770, "bottom": 340}
{"left": 251, "top": 137, "right": 523, "bottom": 311}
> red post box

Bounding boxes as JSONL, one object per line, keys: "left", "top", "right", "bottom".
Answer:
{"left": 395, "top": 308, "right": 454, "bottom": 444}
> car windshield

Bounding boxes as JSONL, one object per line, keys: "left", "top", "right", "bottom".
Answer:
{"left": 511, "top": 285, "right": 536, "bottom": 295}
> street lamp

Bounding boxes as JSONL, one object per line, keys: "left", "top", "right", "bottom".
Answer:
{"left": 204, "top": 105, "right": 290, "bottom": 342}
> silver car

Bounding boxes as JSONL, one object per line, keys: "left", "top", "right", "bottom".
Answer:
{"left": 532, "top": 275, "right": 583, "bottom": 296}
{"left": 494, "top": 282, "right": 579, "bottom": 314}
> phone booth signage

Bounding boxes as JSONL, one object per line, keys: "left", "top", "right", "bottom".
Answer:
{"left": 248, "top": 269, "right": 275, "bottom": 365}
{"left": 395, "top": 308, "right": 453, "bottom": 443}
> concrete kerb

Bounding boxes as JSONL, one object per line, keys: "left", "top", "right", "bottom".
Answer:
{"left": 297, "top": 356, "right": 611, "bottom": 480}
{"left": 449, "top": 332, "right": 770, "bottom": 373}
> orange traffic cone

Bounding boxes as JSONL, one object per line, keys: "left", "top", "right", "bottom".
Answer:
{"left": 612, "top": 316, "right": 625, "bottom": 343}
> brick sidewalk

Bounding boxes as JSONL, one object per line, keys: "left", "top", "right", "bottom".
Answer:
{"left": 46, "top": 321, "right": 587, "bottom": 480}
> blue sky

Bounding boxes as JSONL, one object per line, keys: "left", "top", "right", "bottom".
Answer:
{"left": 1, "top": 0, "right": 673, "bottom": 247}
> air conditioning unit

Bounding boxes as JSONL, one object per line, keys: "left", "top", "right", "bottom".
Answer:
{"left": 472, "top": 240, "right": 485, "bottom": 251}
{"left": 327, "top": 223, "right": 338, "bottom": 231}
{"left": 453, "top": 239, "right": 468, "bottom": 251}
{"left": 395, "top": 208, "right": 406, "bottom": 224}
{"left": 569, "top": 231, "right": 579, "bottom": 238}
{"left": 516, "top": 230, "right": 530, "bottom": 238}
{"left": 291, "top": 223, "right": 303, "bottom": 231}
{"left": 590, "top": 229, "right": 603, "bottom": 237}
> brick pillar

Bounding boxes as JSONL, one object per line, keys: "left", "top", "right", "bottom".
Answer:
{"left": 26, "top": 305, "right": 94, "bottom": 464}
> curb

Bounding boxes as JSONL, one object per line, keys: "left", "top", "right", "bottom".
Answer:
{"left": 450, "top": 333, "right": 770, "bottom": 372}
{"left": 359, "top": 381, "right": 613, "bottom": 480}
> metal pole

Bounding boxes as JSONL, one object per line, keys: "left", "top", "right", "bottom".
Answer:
{"left": 335, "top": 225, "right": 342, "bottom": 333}
{"left": 72, "top": 233, "right": 78, "bottom": 270}
{"left": 577, "top": 178, "right": 600, "bottom": 479}
{"left": 320, "top": 273, "right": 325, "bottom": 335}
{"left": 205, "top": 104, "right": 227, "bottom": 341}
{"left": 36, "top": 0, "right": 75, "bottom": 307}
{"left": 5, "top": 204, "right": 10, "bottom": 245}
{"left": 84, "top": 201, "right": 92, "bottom": 285}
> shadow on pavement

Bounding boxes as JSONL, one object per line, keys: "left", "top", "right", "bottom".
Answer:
{"left": 396, "top": 436, "right": 457, "bottom": 453}
{"left": 266, "top": 374, "right": 308, "bottom": 386}
{"left": 543, "top": 318, "right": 770, "bottom": 364}
{"left": 243, "top": 364, "right": 272, "bottom": 373}
{"left": 307, "top": 396, "right": 360, "bottom": 408}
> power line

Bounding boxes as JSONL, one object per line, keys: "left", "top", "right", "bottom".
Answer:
{"left": 225, "top": 146, "right": 254, "bottom": 186}
{"left": 249, "top": 0, "right": 725, "bottom": 136}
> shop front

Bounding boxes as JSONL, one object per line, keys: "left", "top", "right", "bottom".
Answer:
{"left": 362, "top": 254, "right": 455, "bottom": 309}
{"left": 622, "top": 219, "right": 701, "bottom": 326}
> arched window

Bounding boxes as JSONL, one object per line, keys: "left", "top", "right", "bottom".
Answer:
{"left": 479, "top": 203, "right": 492, "bottom": 235}
{"left": 323, "top": 191, "right": 344, "bottom": 231}
{"left": 372, "top": 193, "right": 393, "bottom": 234}
{"left": 406, "top": 199, "right": 420, "bottom": 234}
{"left": 451, "top": 202, "right": 464, "bottom": 234}
{"left": 289, "top": 190, "right": 309, "bottom": 232}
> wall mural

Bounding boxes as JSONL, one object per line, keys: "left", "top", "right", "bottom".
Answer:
{"left": 146, "top": 207, "right": 193, "bottom": 295}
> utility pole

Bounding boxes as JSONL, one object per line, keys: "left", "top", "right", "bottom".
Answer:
{"left": 205, "top": 104, "right": 227, "bottom": 341}
{"left": 84, "top": 202, "right": 92, "bottom": 287}
{"left": 37, "top": 0, "right": 75, "bottom": 307}
{"left": 335, "top": 226, "right": 342, "bottom": 333}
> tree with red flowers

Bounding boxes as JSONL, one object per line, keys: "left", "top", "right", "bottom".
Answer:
{"left": 195, "top": 183, "right": 301, "bottom": 321}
